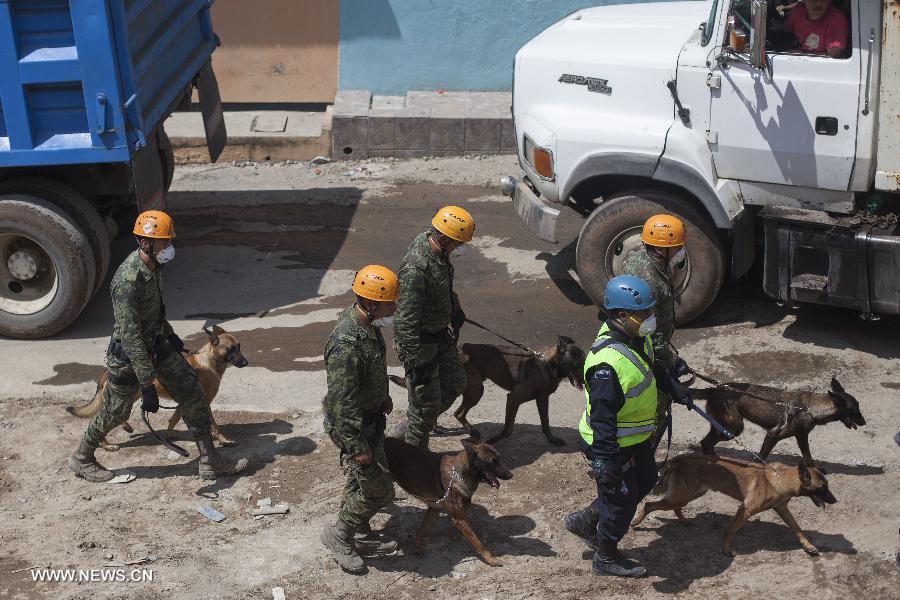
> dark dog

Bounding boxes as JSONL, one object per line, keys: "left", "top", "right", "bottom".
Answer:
{"left": 633, "top": 453, "right": 836, "bottom": 556}
{"left": 383, "top": 436, "right": 513, "bottom": 566}
{"left": 693, "top": 377, "right": 864, "bottom": 467}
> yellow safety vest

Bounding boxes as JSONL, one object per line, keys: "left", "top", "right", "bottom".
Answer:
{"left": 579, "top": 323, "right": 657, "bottom": 448}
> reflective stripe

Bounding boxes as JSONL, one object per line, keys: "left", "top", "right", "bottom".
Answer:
{"left": 590, "top": 337, "right": 613, "bottom": 353}
{"left": 616, "top": 425, "right": 656, "bottom": 438}
{"left": 624, "top": 374, "right": 653, "bottom": 398}
{"left": 606, "top": 342, "right": 650, "bottom": 377}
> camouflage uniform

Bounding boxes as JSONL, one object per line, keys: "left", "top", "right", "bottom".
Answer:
{"left": 393, "top": 231, "right": 467, "bottom": 448}
{"left": 623, "top": 245, "right": 677, "bottom": 444}
{"left": 82, "top": 250, "right": 211, "bottom": 448}
{"left": 323, "top": 306, "right": 395, "bottom": 529}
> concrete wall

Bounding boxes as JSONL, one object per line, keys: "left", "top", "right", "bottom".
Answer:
{"left": 211, "top": 0, "right": 339, "bottom": 103}
{"left": 338, "top": 0, "right": 669, "bottom": 95}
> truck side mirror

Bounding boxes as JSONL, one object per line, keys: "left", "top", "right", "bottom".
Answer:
{"left": 750, "top": 0, "right": 768, "bottom": 69}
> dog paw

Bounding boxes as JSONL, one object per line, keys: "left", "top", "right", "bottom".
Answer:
{"left": 722, "top": 547, "right": 736, "bottom": 557}
{"left": 485, "top": 557, "right": 503, "bottom": 567}
{"left": 803, "top": 546, "right": 820, "bottom": 556}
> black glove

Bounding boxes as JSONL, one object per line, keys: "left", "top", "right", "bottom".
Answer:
{"left": 589, "top": 456, "right": 624, "bottom": 485}
{"left": 140, "top": 384, "right": 160, "bottom": 413}
{"left": 167, "top": 333, "right": 185, "bottom": 354}
{"left": 405, "top": 363, "right": 433, "bottom": 387}
{"left": 672, "top": 356, "right": 690, "bottom": 379}
{"left": 669, "top": 377, "right": 694, "bottom": 409}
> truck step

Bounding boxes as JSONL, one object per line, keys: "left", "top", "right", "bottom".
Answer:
{"left": 790, "top": 274, "right": 829, "bottom": 291}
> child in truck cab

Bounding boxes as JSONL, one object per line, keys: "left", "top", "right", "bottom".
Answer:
{"left": 778, "top": 0, "right": 849, "bottom": 57}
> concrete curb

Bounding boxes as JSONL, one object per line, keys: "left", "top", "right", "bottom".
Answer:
{"left": 332, "top": 90, "right": 514, "bottom": 160}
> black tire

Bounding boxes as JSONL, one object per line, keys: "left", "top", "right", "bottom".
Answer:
{"left": 575, "top": 189, "right": 725, "bottom": 325}
{"left": 158, "top": 128, "right": 175, "bottom": 192}
{"left": 0, "top": 195, "right": 96, "bottom": 338}
{"left": 0, "top": 178, "right": 109, "bottom": 295}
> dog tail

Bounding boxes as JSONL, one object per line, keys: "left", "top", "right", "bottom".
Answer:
{"left": 66, "top": 372, "right": 106, "bottom": 418}
{"left": 388, "top": 374, "right": 407, "bottom": 389}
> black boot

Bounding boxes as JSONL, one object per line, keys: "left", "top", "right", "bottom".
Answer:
{"left": 591, "top": 541, "right": 647, "bottom": 578}
{"left": 563, "top": 507, "right": 600, "bottom": 550}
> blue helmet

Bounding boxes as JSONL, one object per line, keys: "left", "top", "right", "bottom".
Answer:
{"left": 603, "top": 275, "right": 656, "bottom": 311}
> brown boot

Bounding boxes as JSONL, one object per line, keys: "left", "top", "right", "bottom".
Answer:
{"left": 192, "top": 430, "right": 248, "bottom": 480}
{"left": 354, "top": 521, "right": 399, "bottom": 555}
{"left": 321, "top": 520, "right": 365, "bottom": 573}
{"left": 68, "top": 439, "right": 115, "bottom": 483}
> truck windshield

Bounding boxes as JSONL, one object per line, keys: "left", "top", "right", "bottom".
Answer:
{"left": 701, "top": 0, "right": 719, "bottom": 45}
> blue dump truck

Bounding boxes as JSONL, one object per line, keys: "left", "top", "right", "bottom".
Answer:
{"left": 0, "top": 0, "right": 226, "bottom": 338}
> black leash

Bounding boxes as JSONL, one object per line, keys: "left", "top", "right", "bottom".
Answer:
{"left": 464, "top": 318, "right": 544, "bottom": 358}
{"left": 141, "top": 410, "right": 190, "bottom": 457}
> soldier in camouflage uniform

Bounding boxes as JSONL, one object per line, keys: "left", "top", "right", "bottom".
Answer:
{"left": 393, "top": 206, "right": 474, "bottom": 449}
{"left": 321, "top": 265, "right": 400, "bottom": 574}
{"left": 622, "top": 214, "right": 691, "bottom": 445}
{"left": 68, "top": 210, "right": 248, "bottom": 483}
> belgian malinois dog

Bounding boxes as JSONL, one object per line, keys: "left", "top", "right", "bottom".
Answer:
{"left": 633, "top": 453, "right": 836, "bottom": 556}
{"left": 383, "top": 436, "right": 513, "bottom": 566}
{"left": 693, "top": 377, "right": 865, "bottom": 467}
{"left": 66, "top": 326, "right": 248, "bottom": 449}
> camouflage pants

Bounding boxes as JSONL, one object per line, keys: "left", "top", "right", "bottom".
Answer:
{"left": 337, "top": 442, "right": 395, "bottom": 529}
{"left": 404, "top": 345, "right": 467, "bottom": 448}
{"left": 82, "top": 348, "right": 212, "bottom": 448}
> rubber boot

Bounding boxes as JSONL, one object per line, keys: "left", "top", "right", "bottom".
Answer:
{"left": 192, "top": 430, "right": 248, "bottom": 480}
{"left": 563, "top": 507, "right": 600, "bottom": 550}
{"left": 321, "top": 520, "right": 365, "bottom": 573}
{"left": 591, "top": 541, "right": 647, "bottom": 578}
{"left": 354, "top": 521, "right": 398, "bottom": 555}
{"left": 68, "top": 439, "right": 115, "bottom": 483}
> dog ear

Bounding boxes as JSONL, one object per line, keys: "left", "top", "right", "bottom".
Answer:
{"left": 558, "top": 335, "right": 576, "bottom": 348}
{"left": 831, "top": 377, "right": 845, "bottom": 395}
{"left": 827, "top": 390, "right": 847, "bottom": 408}
{"left": 798, "top": 464, "right": 812, "bottom": 487}
{"left": 203, "top": 326, "right": 220, "bottom": 347}
{"left": 461, "top": 439, "right": 478, "bottom": 456}
{"left": 212, "top": 324, "right": 226, "bottom": 336}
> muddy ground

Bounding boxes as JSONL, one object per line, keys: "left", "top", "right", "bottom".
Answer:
{"left": 1, "top": 156, "right": 898, "bottom": 599}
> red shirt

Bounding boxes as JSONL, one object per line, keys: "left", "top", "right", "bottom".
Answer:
{"left": 784, "top": 5, "right": 849, "bottom": 54}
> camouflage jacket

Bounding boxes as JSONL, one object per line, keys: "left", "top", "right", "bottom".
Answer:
{"left": 623, "top": 246, "right": 676, "bottom": 368}
{"left": 109, "top": 250, "right": 175, "bottom": 385}
{"left": 393, "top": 231, "right": 461, "bottom": 367}
{"left": 323, "top": 306, "right": 389, "bottom": 456}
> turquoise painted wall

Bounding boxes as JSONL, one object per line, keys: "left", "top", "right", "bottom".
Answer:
{"left": 339, "top": 0, "right": 682, "bottom": 95}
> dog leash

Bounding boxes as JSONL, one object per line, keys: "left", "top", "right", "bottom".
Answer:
{"left": 141, "top": 410, "right": 190, "bottom": 457}
{"left": 464, "top": 318, "right": 544, "bottom": 359}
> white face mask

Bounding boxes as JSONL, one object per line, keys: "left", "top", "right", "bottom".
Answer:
{"left": 373, "top": 316, "right": 394, "bottom": 328}
{"left": 154, "top": 244, "right": 175, "bottom": 264}
{"left": 670, "top": 247, "right": 686, "bottom": 267}
{"left": 638, "top": 315, "right": 657, "bottom": 336}
{"left": 450, "top": 244, "right": 468, "bottom": 257}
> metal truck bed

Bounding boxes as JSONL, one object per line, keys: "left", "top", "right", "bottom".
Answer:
{"left": 0, "top": 0, "right": 216, "bottom": 167}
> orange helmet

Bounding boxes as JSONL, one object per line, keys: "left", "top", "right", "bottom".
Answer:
{"left": 352, "top": 265, "right": 399, "bottom": 302}
{"left": 641, "top": 214, "right": 685, "bottom": 247}
{"left": 133, "top": 210, "right": 176, "bottom": 239}
{"left": 432, "top": 206, "right": 474, "bottom": 242}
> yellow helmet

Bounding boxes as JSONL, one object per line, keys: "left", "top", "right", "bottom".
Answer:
{"left": 352, "top": 265, "right": 399, "bottom": 302}
{"left": 641, "top": 214, "right": 685, "bottom": 247}
{"left": 133, "top": 210, "right": 176, "bottom": 239}
{"left": 431, "top": 205, "right": 474, "bottom": 242}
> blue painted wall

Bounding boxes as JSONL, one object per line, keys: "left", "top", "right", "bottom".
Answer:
{"left": 339, "top": 0, "right": 678, "bottom": 95}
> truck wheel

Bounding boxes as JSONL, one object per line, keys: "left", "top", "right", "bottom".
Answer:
{"left": 575, "top": 189, "right": 725, "bottom": 325}
{"left": 0, "top": 195, "right": 96, "bottom": 339}
{"left": 158, "top": 128, "right": 175, "bottom": 192}
{"left": 0, "top": 178, "right": 110, "bottom": 295}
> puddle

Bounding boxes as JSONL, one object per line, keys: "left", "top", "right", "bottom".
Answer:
{"left": 720, "top": 350, "right": 843, "bottom": 384}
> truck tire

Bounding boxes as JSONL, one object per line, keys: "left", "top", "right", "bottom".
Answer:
{"left": 0, "top": 178, "right": 110, "bottom": 295}
{"left": 158, "top": 128, "right": 175, "bottom": 192}
{"left": 0, "top": 195, "right": 96, "bottom": 339}
{"left": 575, "top": 189, "right": 725, "bottom": 325}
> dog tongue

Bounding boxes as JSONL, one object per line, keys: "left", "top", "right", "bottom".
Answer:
{"left": 487, "top": 473, "right": 501, "bottom": 488}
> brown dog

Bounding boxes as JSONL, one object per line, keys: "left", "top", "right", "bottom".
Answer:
{"left": 633, "top": 453, "right": 836, "bottom": 556}
{"left": 694, "top": 377, "right": 865, "bottom": 467}
{"left": 66, "top": 326, "right": 248, "bottom": 449}
{"left": 383, "top": 436, "right": 513, "bottom": 566}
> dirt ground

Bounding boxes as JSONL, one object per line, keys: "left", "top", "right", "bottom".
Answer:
{"left": 1, "top": 156, "right": 898, "bottom": 599}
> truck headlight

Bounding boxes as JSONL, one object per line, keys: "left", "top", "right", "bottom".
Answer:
{"left": 524, "top": 135, "right": 554, "bottom": 180}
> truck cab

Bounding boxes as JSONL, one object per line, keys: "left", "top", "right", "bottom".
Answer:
{"left": 503, "top": 0, "right": 899, "bottom": 321}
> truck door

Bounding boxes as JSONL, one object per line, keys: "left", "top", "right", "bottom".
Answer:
{"left": 709, "top": 3, "right": 861, "bottom": 191}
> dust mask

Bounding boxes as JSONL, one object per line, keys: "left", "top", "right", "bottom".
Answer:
{"left": 638, "top": 315, "right": 657, "bottom": 336}
{"left": 154, "top": 245, "right": 175, "bottom": 264}
{"left": 373, "top": 316, "right": 394, "bottom": 328}
{"left": 670, "top": 247, "right": 686, "bottom": 267}
{"left": 450, "top": 244, "right": 468, "bottom": 257}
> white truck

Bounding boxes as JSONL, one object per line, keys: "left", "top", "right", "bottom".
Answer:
{"left": 501, "top": 0, "right": 899, "bottom": 322}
